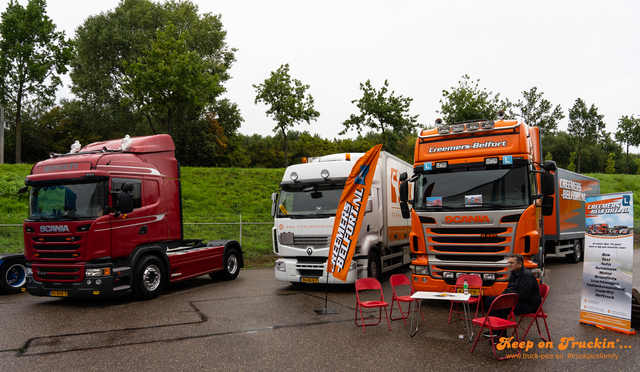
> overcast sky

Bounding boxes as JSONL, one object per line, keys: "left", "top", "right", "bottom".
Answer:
{"left": 2, "top": 0, "right": 639, "bottom": 143}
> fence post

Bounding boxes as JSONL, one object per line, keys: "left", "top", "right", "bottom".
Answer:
{"left": 239, "top": 212, "right": 242, "bottom": 246}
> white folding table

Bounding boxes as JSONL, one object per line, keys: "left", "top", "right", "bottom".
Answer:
{"left": 410, "top": 291, "right": 474, "bottom": 342}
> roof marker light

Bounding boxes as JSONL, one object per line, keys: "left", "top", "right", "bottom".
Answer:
{"left": 466, "top": 122, "right": 480, "bottom": 131}
{"left": 480, "top": 121, "right": 495, "bottom": 129}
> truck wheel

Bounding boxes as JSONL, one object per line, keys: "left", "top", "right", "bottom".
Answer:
{"left": 367, "top": 250, "right": 381, "bottom": 280}
{"left": 221, "top": 248, "right": 240, "bottom": 281}
{"left": 566, "top": 240, "right": 582, "bottom": 264}
{"left": 0, "top": 259, "right": 27, "bottom": 294}
{"left": 132, "top": 256, "right": 165, "bottom": 300}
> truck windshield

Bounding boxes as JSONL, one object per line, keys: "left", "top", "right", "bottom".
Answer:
{"left": 277, "top": 184, "right": 344, "bottom": 218}
{"left": 28, "top": 182, "right": 108, "bottom": 221}
{"left": 413, "top": 165, "right": 530, "bottom": 210}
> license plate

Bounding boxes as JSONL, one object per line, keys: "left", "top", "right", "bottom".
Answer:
{"left": 49, "top": 291, "right": 68, "bottom": 297}
{"left": 457, "top": 288, "right": 480, "bottom": 295}
{"left": 301, "top": 277, "right": 319, "bottom": 283}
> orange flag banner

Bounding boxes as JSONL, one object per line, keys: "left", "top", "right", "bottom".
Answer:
{"left": 327, "top": 144, "right": 382, "bottom": 281}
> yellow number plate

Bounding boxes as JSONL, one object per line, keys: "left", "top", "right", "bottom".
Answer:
{"left": 301, "top": 277, "right": 319, "bottom": 283}
{"left": 456, "top": 288, "right": 480, "bottom": 295}
{"left": 49, "top": 291, "right": 68, "bottom": 297}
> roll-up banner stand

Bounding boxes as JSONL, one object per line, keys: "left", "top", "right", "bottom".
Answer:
{"left": 580, "top": 192, "right": 636, "bottom": 335}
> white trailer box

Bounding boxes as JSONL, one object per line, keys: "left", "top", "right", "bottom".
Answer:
{"left": 271, "top": 152, "right": 412, "bottom": 284}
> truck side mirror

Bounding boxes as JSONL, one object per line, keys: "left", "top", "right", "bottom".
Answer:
{"left": 270, "top": 192, "right": 279, "bottom": 218}
{"left": 118, "top": 193, "right": 134, "bottom": 214}
{"left": 541, "top": 172, "right": 555, "bottom": 196}
{"left": 541, "top": 196, "right": 554, "bottom": 216}
{"left": 399, "top": 172, "right": 411, "bottom": 219}
{"left": 399, "top": 173, "right": 408, "bottom": 203}
{"left": 121, "top": 182, "right": 134, "bottom": 192}
{"left": 117, "top": 182, "right": 135, "bottom": 214}
{"left": 543, "top": 160, "right": 557, "bottom": 171}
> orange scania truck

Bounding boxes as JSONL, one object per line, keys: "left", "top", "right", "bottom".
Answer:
{"left": 399, "top": 112, "right": 556, "bottom": 297}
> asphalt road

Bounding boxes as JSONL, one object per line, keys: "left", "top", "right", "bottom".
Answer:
{"left": 1, "top": 255, "right": 639, "bottom": 372}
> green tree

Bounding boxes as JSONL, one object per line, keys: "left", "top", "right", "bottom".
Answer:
{"left": 253, "top": 63, "right": 320, "bottom": 167}
{"left": 341, "top": 79, "right": 418, "bottom": 151}
{"left": 567, "top": 152, "right": 576, "bottom": 172}
{"left": 544, "top": 151, "right": 553, "bottom": 162}
{"left": 0, "top": 0, "right": 72, "bottom": 163}
{"left": 70, "top": 0, "right": 236, "bottom": 141}
{"left": 122, "top": 22, "right": 223, "bottom": 135}
{"left": 438, "top": 74, "right": 510, "bottom": 124}
{"left": 567, "top": 98, "right": 605, "bottom": 173}
{"left": 615, "top": 115, "right": 640, "bottom": 174}
{"left": 511, "top": 87, "right": 564, "bottom": 137}
{"left": 605, "top": 153, "right": 616, "bottom": 174}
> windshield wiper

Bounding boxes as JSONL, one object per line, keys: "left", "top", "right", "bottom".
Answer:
{"left": 57, "top": 216, "right": 81, "bottom": 221}
{"left": 424, "top": 205, "right": 456, "bottom": 210}
{"left": 468, "top": 203, "right": 511, "bottom": 209}
{"left": 309, "top": 213, "right": 333, "bottom": 218}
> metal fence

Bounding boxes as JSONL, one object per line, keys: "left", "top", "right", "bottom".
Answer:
{"left": 4, "top": 220, "right": 640, "bottom": 256}
{"left": 0, "top": 217, "right": 274, "bottom": 257}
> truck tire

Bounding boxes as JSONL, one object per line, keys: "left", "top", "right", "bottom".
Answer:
{"left": 132, "top": 256, "right": 166, "bottom": 300}
{"left": 566, "top": 240, "right": 582, "bottom": 264}
{"left": 367, "top": 250, "right": 381, "bottom": 280}
{"left": 0, "top": 259, "right": 27, "bottom": 294}
{"left": 221, "top": 248, "right": 240, "bottom": 281}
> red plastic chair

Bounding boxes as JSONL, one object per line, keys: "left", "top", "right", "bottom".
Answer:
{"left": 389, "top": 274, "right": 425, "bottom": 324}
{"left": 354, "top": 278, "right": 390, "bottom": 332}
{"left": 448, "top": 274, "right": 484, "bottom": 323}
{"left": 516, "top": 283, "right": 550, "bottom": 342}
{"left": 470, "top": 293, "right": 521, "bottom": 360}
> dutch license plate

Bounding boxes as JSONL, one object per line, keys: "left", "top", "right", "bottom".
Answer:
{"left": 457, "top": 288, "right": 480, "bottom": 295}
{"left": 49, "top": 290, "right": 68, "bottom": 297}
{"left": 301, "top": 277, "right": 319, "bottom": 283}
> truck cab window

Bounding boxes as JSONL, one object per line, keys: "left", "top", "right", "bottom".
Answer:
{"left": 112, "top": 179, "right": 142, "bottom": 209}
{"left": 28, "top": 181, "right": 107, "bottom": 220}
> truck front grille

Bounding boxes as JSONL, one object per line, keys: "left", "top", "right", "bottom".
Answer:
{"left": 32, "top": 263, "right": 84, "bottom": 282}
{"left": 288, "top": 236, "right": 330, "bottom": 248}
{"left": 32, "top": 244, "right": 82, "bottom": 251}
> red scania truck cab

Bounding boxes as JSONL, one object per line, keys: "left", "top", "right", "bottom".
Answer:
{"left": 22, "top": 134, "right": 242, "bottom": 300}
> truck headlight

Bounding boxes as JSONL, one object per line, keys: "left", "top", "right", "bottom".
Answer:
{"left": 85, "top": 267, "right": 111, "bottom": 277}
{"left": 27, "top": 268, "right": 33, "bottom": 276}
{"left": 442, "top": 272, "right": 455, "bottom": 279}
{"left": 411, "top": 265, "right": 429, "bottom": 275}
{"left": 349, "top": 261, "right": 357, "bottom": 271}
{"left": 483, "top": 273, "right": 496, "bottom": 280}
{"left": 274, "top": 260, "right": 286, "bottom": 272}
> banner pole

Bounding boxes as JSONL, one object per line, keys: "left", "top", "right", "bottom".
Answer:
{"left": 315, "top": 268, "right": 338, "bottom": 315}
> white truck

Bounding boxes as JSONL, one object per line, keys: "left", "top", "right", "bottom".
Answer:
{"left": 271, "top": 152, "right": 413, "bottom": 284}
